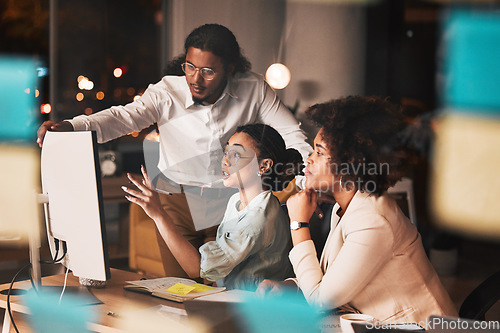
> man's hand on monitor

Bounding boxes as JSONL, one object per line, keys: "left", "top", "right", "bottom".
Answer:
{"left": 37, "top": 120, "right": 74, "bottom": 147}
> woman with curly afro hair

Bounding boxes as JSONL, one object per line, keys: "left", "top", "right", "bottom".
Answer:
{"left": 258, "top": 96, "right": 457, "bottom": 325}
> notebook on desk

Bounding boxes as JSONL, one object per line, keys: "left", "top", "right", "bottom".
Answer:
{"left": 124, "top": 276, "right": 225, "bottom": 302}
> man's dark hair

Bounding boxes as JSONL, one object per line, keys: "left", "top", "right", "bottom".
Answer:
{"left": 163, "top": 54, "right": 186, "bottom": 76}
{"left": 184, "top": 24, "right": 251, "bottom": 73}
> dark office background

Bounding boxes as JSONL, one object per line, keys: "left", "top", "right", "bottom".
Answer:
{"left": 2, "top": 0, "right": 500, "bottom": 321}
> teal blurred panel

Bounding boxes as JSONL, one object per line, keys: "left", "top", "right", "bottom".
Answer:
{"left": 443, "top": 9, "right": 500, "bottom": 114}
{"left": 237, "top": 292, "right": 323, "bottom": 333}
{"left": 23, "top": 288, "right": 97, "bottom": 333}
{"left": 0, "top": 56, "right": 39, "bottom": 141}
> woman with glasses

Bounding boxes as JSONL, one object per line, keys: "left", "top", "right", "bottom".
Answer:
{"left": 258, "top": 96, "right": 457, "bottom": 325}
{"left": 123, "top": 124, "right": 303, "bottom": 290}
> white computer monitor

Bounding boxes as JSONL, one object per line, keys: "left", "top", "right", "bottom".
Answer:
{"left": 40, "top": 131, "right": 110, "bottom": 285}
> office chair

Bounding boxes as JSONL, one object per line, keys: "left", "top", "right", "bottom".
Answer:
{"left": 387, "top": 177, "right": 417, "bottom": 226}
{"left": 459, "top": 269, "right": 500, "bottom": 320}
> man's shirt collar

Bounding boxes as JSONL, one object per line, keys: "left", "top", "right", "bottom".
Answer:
{"left": 183, "top": 75, "right": 239, "bottom": 109}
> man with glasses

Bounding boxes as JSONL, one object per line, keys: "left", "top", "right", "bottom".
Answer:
{"left": 36, "top": 24, "right": 312, "bottom": 278}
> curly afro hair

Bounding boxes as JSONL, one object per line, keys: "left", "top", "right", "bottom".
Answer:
{"left": 306, "top": 95, "right": 412, "bottom": 195}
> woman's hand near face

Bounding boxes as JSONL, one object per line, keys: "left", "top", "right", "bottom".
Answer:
{"left": 287, "top": 190, "right": 318, "bottom": 223}
{"left": 122, "top": 166, "right": 164, "bottom": 221}
{"left": 287, "top": 190, "right": 317, "bottom": 246}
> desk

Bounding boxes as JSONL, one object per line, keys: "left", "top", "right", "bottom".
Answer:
{"left": 0, "top": 268, "right": 185, "bottom": 333}
{"left": 1, "top": 269, "right": 343, "bottom": 333}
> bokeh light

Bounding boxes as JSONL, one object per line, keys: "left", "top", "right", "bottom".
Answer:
{"left": 40, "top": 103, "right": 51, "bottom": 114}
{"left": 265, "top": 63, "right": 291, "bottom": 89}
{"left": 77, "top": 76, "right": 94, "bottom": 90}
{"left": 113, "top": 68, "right": 123, "bottom": 78}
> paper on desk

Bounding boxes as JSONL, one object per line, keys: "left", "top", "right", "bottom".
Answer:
{"left": 120, "top": 304, "right": 187, "bottom": 319}
{"left": 115, "top": 304, "right": 207, "bottom": 333}
{"left": 154, "top": 304, "right": 188, "bottom": 317}
{"left": 194, "top": 289, "right": 254, "bottom": 303}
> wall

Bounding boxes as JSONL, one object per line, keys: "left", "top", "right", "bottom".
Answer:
{"left": 283, "top": 2, "right": 366, "bottom": 136}
{"left": 165, "top": 0, "right": 286, "bottom": 75}
{"left": 166, "top": 0, "right": 367, "bottom": 139}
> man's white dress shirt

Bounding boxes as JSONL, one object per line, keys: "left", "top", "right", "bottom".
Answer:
{"left": 69, "top": 72, "right": 312, "bottom": 188}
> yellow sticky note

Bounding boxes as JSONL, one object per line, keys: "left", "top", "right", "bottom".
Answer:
{"left": 191, "top": 284, "right": 214, "bottom": 293}
{"left": 165, "top": 283, "right": 196, "bottom": 295}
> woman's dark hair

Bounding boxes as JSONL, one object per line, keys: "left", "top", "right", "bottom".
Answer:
{"left": 184, "top": 24, "right": 251, "bottom": 73}
{"left": 306, "top": 95, "right": 413, "bottom": 195}
{"left": 235, "top": 124, "right": 303, "bottom": 192}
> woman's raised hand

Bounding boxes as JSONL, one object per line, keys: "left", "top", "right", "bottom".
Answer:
{"left": 122, "top": 165, "right": 164, "bottom": 221}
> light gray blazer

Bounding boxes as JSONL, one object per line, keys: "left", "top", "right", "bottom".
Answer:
{"left": 289, "top": 191, "right": 457, "bottom": 325}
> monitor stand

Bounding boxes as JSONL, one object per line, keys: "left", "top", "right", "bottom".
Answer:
{"left": 28, "top": 193, "right": 47, "bottom": 289}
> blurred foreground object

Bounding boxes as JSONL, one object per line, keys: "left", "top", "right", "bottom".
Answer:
{"left": 0, "top": 56, "right": 40, "bottom": 244}
{"left": 431, "top": 8, "right": 500, "bottom": 238}
{"left": 237, "top": 291, "right": 323, "bottom": 333}
{"left": 23, "top": 288, "right": 97, "bottom": 333}
{"left": 0, "top": 56, "right": 39, "bottom": 141}
{"left": 0, "top": 146, "right": 39, "bottom": 244}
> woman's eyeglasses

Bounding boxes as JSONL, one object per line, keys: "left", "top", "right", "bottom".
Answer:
{"left": 224, "top": 147, "right": 254, "bottom": 166}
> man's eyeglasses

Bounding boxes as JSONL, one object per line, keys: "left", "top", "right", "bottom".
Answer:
{"left": 181, "top": 62, "right": 216, "bottom": 80}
